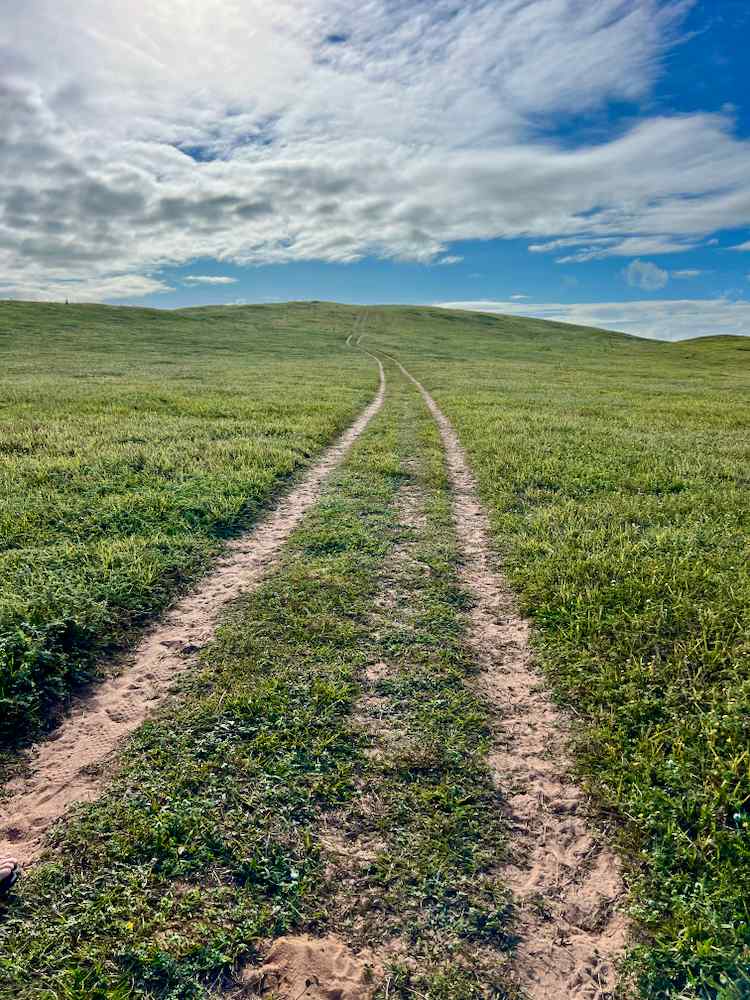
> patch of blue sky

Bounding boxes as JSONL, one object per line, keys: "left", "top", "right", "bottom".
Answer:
{"left": 174, "top": 144, "right": 218, "bottom": 163}
{"left": 655, "top": 1, "right": 750, "bottom": 133}
{"left": 526, "top": 4, "right": 749, "bottom": 150}
{"left": 133, "top": 225, "right": 750, "bottom": 317}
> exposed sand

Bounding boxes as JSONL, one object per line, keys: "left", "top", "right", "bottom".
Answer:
{"left": 234, "top": 935, "right": 383, "bottom": 999}
{"left": 0, "top": 360, "right": 385, "bottom": 868}
{"left": 394, "top": 357, "right": 628, "bottom": 1000}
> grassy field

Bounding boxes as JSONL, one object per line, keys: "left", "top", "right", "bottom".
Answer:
{"left": 1, "top": 300, "right": 748, "bottom": 998}
{"left": 0, "top": 362, "right": 516, "bottom": 999}
{"left": 0, "top": 301, "right": 374, "bottom": 745}
{"left": 364, "top": 308, "right": 750, "bottom": 997}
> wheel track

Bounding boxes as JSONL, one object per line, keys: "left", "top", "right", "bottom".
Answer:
{"left": 0, "top": 351, "right": 385, "bottom": 867}
{"left": 390, "top": 354, "right": 628, "bottom": 1000}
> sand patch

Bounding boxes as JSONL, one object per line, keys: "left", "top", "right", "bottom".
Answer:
{"left": 235, "top": 935, "right": 382, "bottom": 999}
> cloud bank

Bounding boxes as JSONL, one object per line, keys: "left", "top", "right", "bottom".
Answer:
{"left": 437, "top": 299, "right": 750, "bottom": 341}
{"left": 2, "top": 1, "right": 750, "bottom": 300}
{"left": 183, "top": 275, "right": 238, "bottom": 285}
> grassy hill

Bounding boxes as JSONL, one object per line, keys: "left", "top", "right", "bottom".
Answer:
{"left": 1, "top": 299, "right": 748, "bottom": 997}
{"left": 0, "top": 301, "right": 375, "bottom": 744}
{"left": 363, "top": 306, "right": 750, "bottom": 995}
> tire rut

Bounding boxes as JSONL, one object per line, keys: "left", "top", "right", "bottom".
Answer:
{"left": 392, "top": 356, "right": 628, "bottom": 1000}
{"left": 0, "top": 357, "right": 385, "bottom": 868}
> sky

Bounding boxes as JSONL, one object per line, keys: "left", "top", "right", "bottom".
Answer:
{"left": 1, "top": 0, "right": 750, "bottom": 340}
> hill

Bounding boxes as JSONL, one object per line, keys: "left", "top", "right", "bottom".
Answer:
{"left": 0, "top": 300, "right": 748, "bottom": 998}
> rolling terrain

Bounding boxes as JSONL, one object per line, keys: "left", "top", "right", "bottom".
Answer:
{"left": 0, "top": 302, "right": 374, "bottom": 744}
{"left": 0, "top": 301, "right": 748, "bottom": 999}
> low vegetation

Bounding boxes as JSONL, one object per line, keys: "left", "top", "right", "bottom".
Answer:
{"left": 0, "top": 363, "right": 516, "bottom": 999}
{"left": 0, "top": 301, "right": 373, "bottom": 745}
{"left": 366, "top": 307, "right": 750, "bottom": 997}
{"left": 1, "top": 300, "right": 747, "bottom": 998}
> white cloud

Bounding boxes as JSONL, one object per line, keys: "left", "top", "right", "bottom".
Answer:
{"left": 0, "top": 274, "right": 172, "bottom": 302}
{"left": 183, "top": 275, "right": 238, "bottom": 285}
{"left": 730, "top": 241, "right": 750, "bottom": 251}
{"left": 560, "top": 237, "right": 699, "bottom": 263}
{"left": 625, "top": 259, "right": 669, "bottom": 291}
{"left": 671, "top": 269, "right": 702, "bottom": 278}
{"left": 511, "top": 293, "right": 529, "bottom": 299}
{"left": 3, "top": 1, "right": 750, "bottom": 299}
{"left": 531, "top": 236, "right": 698, "bottom": 263}
{"left": 437, "top": 256, "right": 464, "bottom": 266}
{"left": 436, "top": 299, "right": 750, "bottom": 341}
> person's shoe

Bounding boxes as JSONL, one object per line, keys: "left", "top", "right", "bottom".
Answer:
{"left": 0, "top": 858, "right": 20, "bottom": 897}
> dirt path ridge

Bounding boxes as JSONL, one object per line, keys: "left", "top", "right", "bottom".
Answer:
{"left": 393, "top": 356, "right": 628, "bottom": 1000}
{"left": 0, "top": 359, "right": 386, "bottom": 868}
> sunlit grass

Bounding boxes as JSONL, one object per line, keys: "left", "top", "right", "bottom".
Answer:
{"left": 2, "top": 299, "right": 748, "bottom": 996}
{"left": 0, "top": 363, "right": 517, "bottom": 999}
{"left": 0, "top": 300, "right": 375, "bottom": 744}
{"left": 367, "top": 307, "right": 750, "bottom": 997}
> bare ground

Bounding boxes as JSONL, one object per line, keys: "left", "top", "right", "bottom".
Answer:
{"left": 393, "top": 357, "right": 628, "bottom": 1000}
{"left": 231, "top": 935, "right": 383, "bottom": 1000}
{"left": 0, "top": 361, "right": 385, "bottom": 867}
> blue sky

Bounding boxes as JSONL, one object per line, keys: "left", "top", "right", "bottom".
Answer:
{"left": 2, "top": 1, "right": 750, "bottom": 339}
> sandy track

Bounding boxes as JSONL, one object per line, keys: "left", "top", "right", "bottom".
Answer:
{"left": 393, "top": 357, "right": 627, "bottom": 1000}
{"left": 0, "top": 359, "right": 385, "bottom": 868}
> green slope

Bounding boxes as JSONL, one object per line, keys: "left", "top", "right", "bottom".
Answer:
{"left": 364, "top": 305, "right": 750, "bottom": 997}
{"left": 0, "top": 301, "right": 375, "bottom": 745}
{"left": 1, "top": 298, "right": 748, "bottom": 995}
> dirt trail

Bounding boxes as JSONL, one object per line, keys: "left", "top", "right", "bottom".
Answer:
{"left": 0, "top": 360, "right": 386, "bottom": 868}
{"left": 393, "top": 357, "right": 628, "bottom": 1000}
{"left": 231, "top": 485, "right": 421, "bottom": 999}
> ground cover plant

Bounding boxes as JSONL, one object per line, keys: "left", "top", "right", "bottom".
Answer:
{"left": 2, "top": 300, "right": 748, "bottom": 999}
{"left": 0, "top": 361, "right": 517, "bottom": 1000}
{"left": 363, "top": 308, "right": 750, "bottom": 998}
{"left": 0, "top": 301, "right": 374, "bottom": 746}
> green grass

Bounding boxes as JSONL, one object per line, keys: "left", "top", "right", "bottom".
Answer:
{"left": 0, "top": 300, "right": 374, "bottom": 744}
{"left": 321, "top": 367, "right": 515, "bottom": 997}
{"left": 2, "top": 299, "right": 748, "bottom": 997}
{"left": 0, "top": 362, "right": 516, "bottom": 999}
{"left": 363, "top": 307, "right": 750, "bottom": 998}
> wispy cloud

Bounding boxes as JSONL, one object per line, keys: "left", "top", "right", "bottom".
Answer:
{"left": 183, "top": 275, "right": 238, "bottom": 285}
{"left": 0, "top": 275, "right": 173, "bottom": 302}
{"left": 624, "top": 259, "right": 669, "bottom": 291}
{"left": 532, "top": 236, "right": 698, "bottom": 263}
{"left": 437, "top": 256, "right": 464, "bottom": 266}
{"left": 671, "top": 269, "right": 702, "bottom": 278}
{"left": 436, "top": 299, "right": 750, "bottom": 342}
{"left": 3, "top": 1, "right": 750, "bottom": 299}
{"left": 730, "top": 241, "right": 750, "bottom": 251}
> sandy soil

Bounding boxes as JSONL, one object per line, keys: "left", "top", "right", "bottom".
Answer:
{"left": 0, "top": 360, "right": 385, "bottom": 868}
{"left": 234, "top": 935, "right": 383, "bottom": 999}
{"left": 394, "top": 357, "right": 628, "bottom": 1000}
